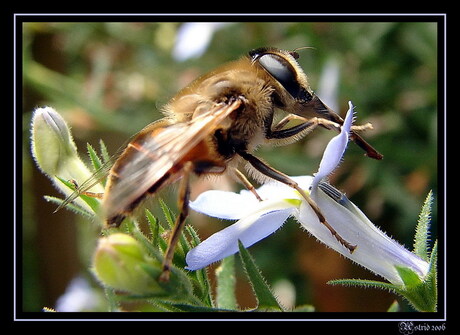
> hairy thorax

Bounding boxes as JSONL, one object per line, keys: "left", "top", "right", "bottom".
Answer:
{"left": 163, "top": 61, "right": 274, "bottom": 161}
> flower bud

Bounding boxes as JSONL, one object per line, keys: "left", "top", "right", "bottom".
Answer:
{"left": 32, "top": 107, "right": 82, "bottom": 177}
{"left": 92, "top": 233, "right": 164, "bottom": 295}
{"left": 30, "top": 107, "right": 103, "bottom": 211}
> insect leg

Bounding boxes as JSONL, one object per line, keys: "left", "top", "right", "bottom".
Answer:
{"left": 271, "top": 114, "right": 308, "bottom": 131}
{"left": 266, "top": 115, "right": 319, "bottom": 140}
{"left": 237, "top": 151, "right": 357, "bottom": 253}
{"left": 313, "top": 118, "right": 382, "bottom": 160}
{"left": 266, "top": 116, "right": 346, "bottom": 142}
{"left": 69, "top": 179, "right": 104, "bottom": 199}
{"left": 267, "top": 114, "right": 382, "bottom": 160}
{"left": 159, "top": 162, "right": 193, "bottom": 282}
{"left": 267, "top": 116, "right": 347, "bottom": 140}
{"left": 233, "top": 168, "right": 263, "bottom": 201}
{"left": 349, "top": 131, "right": 383, "bottom": 160}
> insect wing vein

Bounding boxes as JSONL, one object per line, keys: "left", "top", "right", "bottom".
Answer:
{"left": 102, "top": 99, "right": 241, "bottom": 219}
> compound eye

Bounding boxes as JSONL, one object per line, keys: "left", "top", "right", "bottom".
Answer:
{"left": 258, "top": 54, "right": 301, "bottom": 98}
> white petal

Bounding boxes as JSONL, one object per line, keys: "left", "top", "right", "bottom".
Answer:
{"left": 189, "top": 176, "right": 313, "bottom": 220}
{"left": 186, "top": 208, "right": 294, "bottom": 270}
{"left": 258, "top": 175, "right": 313, "bottom": 198}
{"left": 298, "top": 187, "right": 429, "bottom": 285}
{"left": 312, "top": 102, "right": 354, "bottom": 190}
{"left": 189, "top": 189, "right": 259, "bottom": 220}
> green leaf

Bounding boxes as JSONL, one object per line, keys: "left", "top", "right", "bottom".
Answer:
{"left": 145, "top": 209, "right": 160, "bottom": 248}
{"left": 421, "top": 239, "right": 438, "bottom": 311}
{"left": 87, "top": 141, "right": 111, "bottom": 187}
{"left": 238, "top": 241, "right": 283, "bottom": 311}
{"left": 54, "top": 176, "right": 101, "bottom": 213}
{"left": 428, "top": 240, "right": 438, "bottom": 279}
{"left": 413, "top": 190, "right": 433, "bottom": 260}
{"left": 99, "top": 139, "right": 111, "bottom": 164}
{"left": 387, "top": 300, "right": 400, "bottom": 312}
{"left": 164, "top": 303, "right": 232, "bottom": 312}
{"left": 104, "top": 287, "right": 121, "bottom": 312}
{"left": 139, "top": 263, "right": 198, "bottom": 304}
{"left": 397, "top": 282, "right": 437, "bottom": 312}
{"left": 216, "top": 255, "right": 238, "bottom": 310}
{"left": 87, "top": 142, "right": 103, "bottom": 173}
{"left": 395, "top": 261, "right": 437, "bottom": 312}
{"left": 44, "top": 195, "right": 94, "bottom": 218}
{"left": 328, "top": 278, "right": 399, "bottom": 292}
{"left": 185, "top": 224, "right": 202, "bottom": 249}
{"left": 157, "top": 199, "right": 190, "bottom": 268}
{"left": 159, "top": 198, "right": 175, "bottom": 228}
{"left": 130, "top": 220, "right": 163, "bottom": 263}
{"left": 329, "top": 267, "right": 437, "bottom": 312}
{"left": 395, "top": 266, "right": 423, "bottom": 288}
{"left": 292, "top": 304, "right": 315, "bottom": 312}
{"left": 184, "top": 225, "right": 213, "bottom": 307}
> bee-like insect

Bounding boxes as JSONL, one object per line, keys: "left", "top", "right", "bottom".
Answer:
{"left": 64, "top": 47, "right": 382, "bottom": 281}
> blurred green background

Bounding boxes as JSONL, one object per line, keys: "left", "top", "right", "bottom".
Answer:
{"left": 22, "top": 21, "right": 438, "bottom": 312}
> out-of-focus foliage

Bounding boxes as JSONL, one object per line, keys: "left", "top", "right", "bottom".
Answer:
{"left": 22, "top": 21, "right": 438, "bottom": 312}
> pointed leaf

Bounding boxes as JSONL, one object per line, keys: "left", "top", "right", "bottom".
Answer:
{"left": 99, "top": 139, "right": 111, "bottom": 164}
{"left": 145, "top": 209, "right": 160, "bottom": 246}
{"left": 44, "top": 195, "right": 94, "bottom": 218}
{"left": 328, "top": 278, "right": 399, "bottom": 292}
{"left": 185, "top": 225, "right": 213, "bottom": 307}
{"left": 238, "top": 241, "right": 283, "bottom": 311}
{"left": 159, "top": 198, "right": 175, "bottom": 228}
{"left": 424, "top": 240, "right": 438, "bottom": 310}
{"left": 413, "top": 190, "right": 433, "bottom": 260}
{"left": 166, "top": 303, "right": 232, "bottom": 312}
{"left": 216, "top": 255, "right": 238, "bottom": 310}
{"left": 395, "top": 266, "right": 423, "bottom": 288}
{"left": 428, "top": 240, "right": 438, "bottom": 277}
{"left": 54, "top": 176, "right": 101, "bottom": 213}
{"left": 158, "top": 199, "right": 186, "bottom": 263}
{"left": 87, "top": 142, "right": 103, "bottom": 173}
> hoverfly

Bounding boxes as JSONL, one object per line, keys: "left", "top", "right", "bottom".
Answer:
{"left": 62, "top": 47, "right": 382, "bottom": 281}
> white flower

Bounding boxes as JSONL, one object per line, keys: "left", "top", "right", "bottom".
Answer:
{"left": 172, "top": 23, "right": 230, "bottom": 62}
{"left": 185, "top": 102, "right": 429, "bottom": 285}
{"left": 55, "top": 276, "right": 104, "bottom": 312}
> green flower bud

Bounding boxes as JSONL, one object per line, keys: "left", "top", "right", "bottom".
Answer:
{"left": 92, "top": 233, "right": 164, "bottom": 295}
{"left": 30, "top": 107, "right": 103, "bottom": 212}
{"left": 32, "top": 107, "right": 83, "bottom": 178}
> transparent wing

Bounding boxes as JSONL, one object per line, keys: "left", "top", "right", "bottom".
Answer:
{"left": 102, "top": 99, "right": 242, "bottom": 219}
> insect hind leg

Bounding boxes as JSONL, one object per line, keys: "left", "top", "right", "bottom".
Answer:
{"left": 159, "top": 162, "right": 193, "bottom": 282}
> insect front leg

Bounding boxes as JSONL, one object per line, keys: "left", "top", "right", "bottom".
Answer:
{"left": 271, "top": 114, "right": 308, "bottom": 132}
{"left": 237, "top": 150, "right": 357, "bottom": 253}
{"left": 266, "top": 112, "right": 382, "bottom": 159}
{"left": 265, "top": 115, "right": 342, "bottom": 144}
{"left": 159, "top": 162, "right": 193, "bottom": 282}
{"left": 265, "top": 114, "right": 320, "bottom": 142}
{"left": 267, "top": 115, "right": 354, "bottom": 140}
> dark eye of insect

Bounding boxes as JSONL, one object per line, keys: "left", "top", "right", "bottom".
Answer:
{"left": 257, "top": 53, "right": 302, "bottom": 99}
